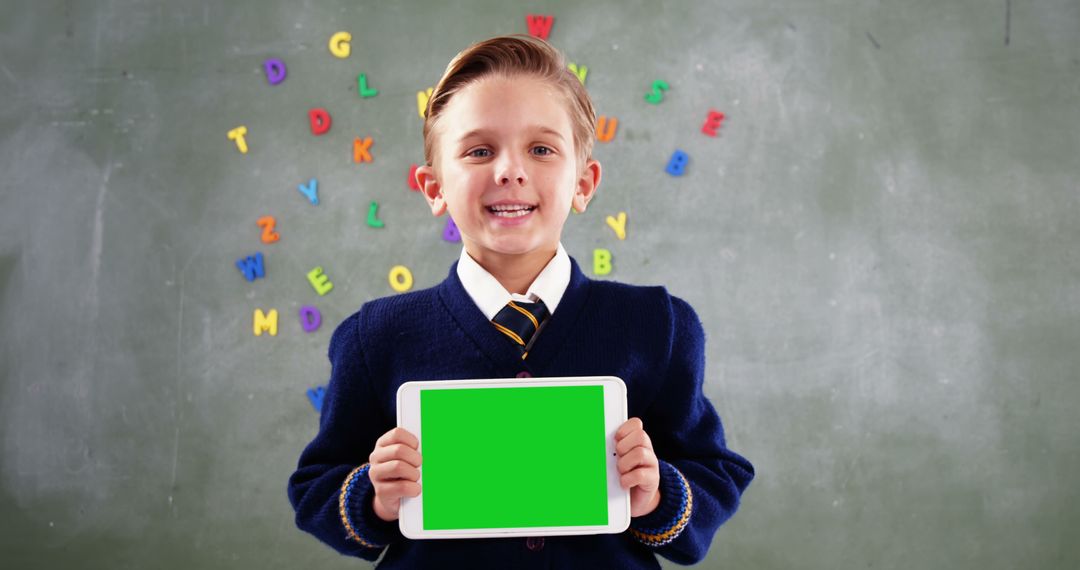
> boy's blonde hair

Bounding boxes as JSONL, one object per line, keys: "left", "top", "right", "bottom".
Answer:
{"left": 423, "top": 34, "right": 597, "bottom": 169}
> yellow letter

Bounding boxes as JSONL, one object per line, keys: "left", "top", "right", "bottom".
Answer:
{"left": 568, "top": 63, "right": 588, "bottom": 85}
{"left": 306, "top": 266, "right": 334, "bottom": 296}
{"left": 389, "top": 265, "right": 413, "bottom": 292}
{"left": 593, "top": 249, "right": 612, "bottom": 275}
{"left": 227, "top": 126, "right": 248, "bottom": 154}
{"left": 605, "top": 212, "right": 627, "bottom": 240}
{"left": 417, "top": 87, "right": 434, "bottom": 118}
{"left": 329, "top": 31, "right": 351, "bottom": 58}
{"left": 253, "top": 308, "right": 278, "bottom": 336}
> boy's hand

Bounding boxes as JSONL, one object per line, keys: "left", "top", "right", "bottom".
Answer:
{"left": 615, "top": 417, "right": 662, "bottom": 517}
{"left": 369, "top": 427, "right": 423, "bottom": 522}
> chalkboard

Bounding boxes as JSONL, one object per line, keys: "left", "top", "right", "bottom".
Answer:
{"left": 2, "top": 1, "right": 1079, "bottom": 568}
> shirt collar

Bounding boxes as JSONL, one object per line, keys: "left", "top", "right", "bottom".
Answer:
{"left": 456, "top": 243, "right": 571, "bottom": 321}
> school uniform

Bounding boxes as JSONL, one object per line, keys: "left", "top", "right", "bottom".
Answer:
{"left": 288, "top": 246, "right": 754, "bottom": 569}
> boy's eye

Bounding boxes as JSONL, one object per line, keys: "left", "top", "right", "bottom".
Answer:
{"left": 531, "top": 146, "right": 554, "bottom": 156}
{"left": 467, "top": 148, "right": 492, "bottom": 158}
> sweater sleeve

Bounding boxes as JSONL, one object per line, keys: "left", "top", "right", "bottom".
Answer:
{"left": 627, "top": 294, "right": 755, "bottom": 565}
{"left": 287, "top": 311, "right": 403, "bottom": 560}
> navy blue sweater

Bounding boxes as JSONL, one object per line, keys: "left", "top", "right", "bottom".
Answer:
{"left": 288, "top": 258, "right": 754, "bottom": 568}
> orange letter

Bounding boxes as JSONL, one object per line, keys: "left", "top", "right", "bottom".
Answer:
{"left": 596, "top": 116, "right": 618, "bottom": 143}
{"left": 353, "top": 137, "right": 373, "bottom": 163}
{"left": 257, "top": 216, "right": 280, "bottom": 243}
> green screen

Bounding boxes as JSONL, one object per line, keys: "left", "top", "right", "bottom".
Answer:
{"left": 420, "top": 385, "right": 608, "bottom": 530}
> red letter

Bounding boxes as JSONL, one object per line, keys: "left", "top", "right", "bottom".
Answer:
{"left": 702, "top": 109, "right": 725, "bottom": 137}
{"left": 526, "top": 15, "right": 554, "bottom": 40}
{"left": 309, "top": 108, "right": 331, "bottom": 136}
{"left": 408, "top": 164, "right": 420, "bottom": 191}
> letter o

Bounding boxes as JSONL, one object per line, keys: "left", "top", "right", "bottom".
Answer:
{"left": 389, "top": 265, "right": 413, "bottom": 292}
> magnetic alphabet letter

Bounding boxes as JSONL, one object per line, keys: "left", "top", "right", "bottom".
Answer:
{"left": 442, "top": 217, "right": 461, "bottom": 242}
{"left": 567, "top": 62, "right": 588, "bottom": 85}
{"left": 329, "top": 32, "right": 351, "bottom": 58}
{"left": 253, "top": 308, "right": 278, "bottom": 336}
{"left": 702, "top": 109, "right": 725, "bottom": 137}
{"left": 306, "top": 266, "right": 334, "bottom": 296}
{"left": 367, "top": 201, "right": 385, "bottom": 228}
{"left": 257, "top": 215, "right": 280, "bottom": 243}
{"left": 298, "top": 178, "right": 319, "bottom": 205}
{"left": 263, "top": 59, "right": 287, "bottom": 85}
{"left": 306, "top": 386, "right": 327, "bottom": 411}
{"left": 299, "top": 306, "right": 322, "bottom": 333}
{"left": 593, "top": 249, "right": 613, "bottom": 276}
{"left": 417, "top": 87, "right": 434, "bottom": 118}
{"left": 596, "top": 116, "right": 618, "bottom": 143}
{"left": 605, "top": 212, "right": 627, "bottom": 240}
{"left": 665, "top": 150, "right": 689, "bottom": 176}
{"left": 235, "top": 252, "right": 265, "bottom": 282}
{"left": 408, "top": 164, "right": 421, "bottom": 191}
{"left": 645, "top": 80, "right": 669, "bottom": 104}
{"left": 357, "top": 73, "right": 378, "bottom": 98}
{"left": 309, "top": 108, "right": 331, "bottom": 136}
{"left": 227, "top": 126, "right": 249, "bottom": 154}
{"left": 526, "top": 14, "right": 555, "bottom": 39}
{"left": 353, "top": 137, "right": 373, "bottom": 163}
{"left": 389, "top": 265, "right": 414, "bottom": 293}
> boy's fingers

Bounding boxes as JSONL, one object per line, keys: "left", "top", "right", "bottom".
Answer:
{"left": 369, "top": 443, "right": 423, "bottom": 468}
{"left": 615, "top": 430, "right": 652, "bottom": 456}
{"left": 620, "top": 468, "right": 659, "bottom": 490}
{"left": 370, "top": 460, "right": 420, "bottom": 483}
{"left": 379, "top": 480, "right": 422, "bottom": 499}
{"left": 615, "top": 417, "right": 644, "bottom": 441}
{"left": 616, "top": 447, "right": 656, "bottom": 474}
{"left": 376, "top": 427, "right": 419, "bottom": 449}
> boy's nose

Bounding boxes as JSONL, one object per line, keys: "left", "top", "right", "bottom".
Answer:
{"left": 495, "top": 160, "right": 528, "bottom": 186}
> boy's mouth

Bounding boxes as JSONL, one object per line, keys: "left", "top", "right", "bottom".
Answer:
{"left": 486, "top": 203, "right": 537, "bottom": 218}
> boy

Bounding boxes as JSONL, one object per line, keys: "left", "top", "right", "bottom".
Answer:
{"left": 288, "top": 35, "right": 754, "bottom": 568}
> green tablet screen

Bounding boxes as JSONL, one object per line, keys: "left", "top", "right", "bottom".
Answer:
{"left": 420, "top": 385, "right": 608, "bottom": 530}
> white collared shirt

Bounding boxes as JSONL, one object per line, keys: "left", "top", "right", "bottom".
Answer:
{"left": 456, "top": 244, "right": 571, "bottom": 321}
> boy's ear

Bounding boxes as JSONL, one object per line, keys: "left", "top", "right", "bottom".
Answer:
{"left": 571, "top": 158, "right": 602, "bottom": 214}
{"left": 416, "top": 165, "right": 446, "bottom": 216}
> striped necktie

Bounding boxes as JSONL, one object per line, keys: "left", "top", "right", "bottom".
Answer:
{"left": 491, "top": 300, "right": 550, "bottom": 360}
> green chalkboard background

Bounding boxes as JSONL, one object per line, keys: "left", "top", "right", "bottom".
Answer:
{"left": 2, "top": 0, "right": 1078, "bottom": 568}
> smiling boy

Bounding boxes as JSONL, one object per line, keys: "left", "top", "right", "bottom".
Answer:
{"left": 288, "top": 35, "right": 754, "bottom": 569}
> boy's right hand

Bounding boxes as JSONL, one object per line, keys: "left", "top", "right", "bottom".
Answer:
{"left": 369, "top": 427, "right": 423, "bottom": 522}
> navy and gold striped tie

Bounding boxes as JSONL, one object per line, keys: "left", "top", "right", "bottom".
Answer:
{"left": 491, "top": 300, "right": 550, "bottom": 360}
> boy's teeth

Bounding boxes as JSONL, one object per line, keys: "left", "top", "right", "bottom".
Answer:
{"left": 488, "top": 204, "right": 535, "bottom": 217}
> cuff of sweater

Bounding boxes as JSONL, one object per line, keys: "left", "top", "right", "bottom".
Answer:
{"left": 338, "top": 463, "right": 401, "bottom": 549}
{"left": 628, "top": 459, "right": 693, "bottom": 548}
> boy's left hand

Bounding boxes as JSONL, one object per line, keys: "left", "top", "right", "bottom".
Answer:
{"left": 615, "top": 417, "right": 662, "bottom": 517}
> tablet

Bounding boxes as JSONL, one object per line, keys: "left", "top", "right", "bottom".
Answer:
{"left": 396, "top": 376, "right": 630, "bottom": 539}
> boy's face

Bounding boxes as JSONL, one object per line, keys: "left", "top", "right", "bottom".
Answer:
{"left": 417, "top": 75, "right": 600, "bottom": 264}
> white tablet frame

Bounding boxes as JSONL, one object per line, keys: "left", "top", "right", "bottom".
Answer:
{"left": 396, "top": 376, "right": 630, "bottom": 540}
